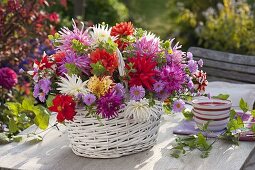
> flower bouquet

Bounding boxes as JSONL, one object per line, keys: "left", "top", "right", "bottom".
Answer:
{"left": 28, "top": 20, "right": 207, "bottom": 158}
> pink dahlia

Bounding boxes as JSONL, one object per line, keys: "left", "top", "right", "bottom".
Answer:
{"left": 0, "top": 67, "right": 18, "bottom": 90}
{"left": 159, "top": 64, "right": 185, "bottom": 94}
{"left": 57, "top": 20, "right": 92, "bottom": 53}
{"left": 134, "top": 36, "right": 160, "bottom": 57}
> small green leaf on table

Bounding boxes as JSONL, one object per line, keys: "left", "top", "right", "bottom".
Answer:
{"left": 0, "top": 133, "right": 10, "bottom": 144}
{"left": 212, "top": 94, "right": 230, "bottom": 100}
{"left": 13, "top": 135, "right": 23, "bottom": 142}
{"left": 182, "top": 109, "right": 194, "bottom": 120}
{"left": 251, "top": 110, "right": 255, "bottom": 118}
{"left": 239, "top": 98, "right": 249, "bottom": 113}
{"left": 27, "top": 134, "right": 43, "bottom": 144}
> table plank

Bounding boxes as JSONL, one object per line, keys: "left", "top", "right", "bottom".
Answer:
{"left": 0, "top": 114, "right": 255, "bottom": 170}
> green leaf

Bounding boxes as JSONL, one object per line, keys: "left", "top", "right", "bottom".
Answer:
{"left": 13, "top": 135, "right": 23, "bottom": 142}
{"left": 251, "top": 125, "right": 255, "bottom": 132}
{"left": 22, "top": 97, "right": 35, "bottom": 111}
{"left": 182, "top": 109, "right": 194, "bottom": 120}
{"left": 33, "top": 106, "right": 50, "bottom": 130}
{"left": 5, "top": 102, "right": 21, "bottom": 116}
{"left": 65, "top": 63, "right": 81, "bottom": 76}
{"left": 46, "top": 95, "right": 55, "bottom": 108}
{"left": 9, "top": 118, "right": 19, "bottom": 133}
{"left": 91, "top": 62, "right": 106, "bottom": 76}
{"left": 239, "top": 98, "right": 249, "bottom": 113}
{"left": 251, "top": 110, "right": 255, "bottom": 118}
{"left": 230, "top": 109, "right": 237, "bottom": 120}
{"left": 171, "top": 149, "right": 182, "bottom": 158}
{"left": 197, "top": 132, "right": 210, "bottom": 150}
{"left": 212, "top": 94, "right": 230, "bottom": 100}
{"left": 0, "top": 133, "right": 10, "bottom": 144}
{"left": 27, "top": 134, "right": 43, "bottom": 144}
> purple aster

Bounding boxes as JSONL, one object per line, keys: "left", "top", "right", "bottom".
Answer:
{"left": 83, "top": 93, "right": 96, "bottom": 106}
{"left": 114, "top": 83, "right": 125, "bottom": 97}
{"left": 39, "top": 78, "right": 51, "bottom": 94}
{"left": 33, "top": 84, "right": 40, "bottom": 98}
{"left": 172, "top": 99, "right": 185, "bottom": 113}
{"left": 188, "top": 60, "right": 198, "bottom": 74}
{"left": 33, "top": 78, "right": 51, "bottom": 102}
{"left": 153, "top": 81, "right": 165, "bottom": 93}
{"left": 134, "top": 36, "right": 160, "bottom": 57}
{"left": 159, "top": 64, "right": 186, "bottom": 94}
{"left": 97, "top": 91, "right": 122, "bottom": 119}
{"left": 198, "top": 59, "right": 203, "bottom": 67}
{"left": 57, "top": 20, "right": 92, "bottom": 53}
{"left": 130, "top": 86, "right": 145, "bottom": 101}
{"left": 187, "top": 52, "right": 193, "bottom": 60}
{"left": 156, "top": 89, "right": 170, "bottom": 101}
{"left": 59, "top": 53, "right": 90, "bottom": 75}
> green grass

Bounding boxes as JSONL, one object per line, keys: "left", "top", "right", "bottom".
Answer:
{"left": 127, "top": 0, "right": 171, "bottom": 39}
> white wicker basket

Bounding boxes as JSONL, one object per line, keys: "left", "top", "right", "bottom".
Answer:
{"left": 66, "top": 102, "right": 163, "bottom": 158}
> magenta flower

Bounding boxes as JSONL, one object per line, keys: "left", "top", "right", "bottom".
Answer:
{"left": 83, "top": 93, "right": 96, "bottom": 106}
{"left": 187, "top": 80, "right": 194, "bottom": 90}
{"left": 153, "top": 81, "right": 165, "bottom": 93}
{"left": 159, "top": 64, "right": 185, "bottom": 94}
{"left": 188, "top": 60, "right": 198, "bottom": 73}
{"left": 59, "top": 53, "right": 90, "bottom": 75}
{"left": 173, "top": 99, "right": 185, "bottom": 113}
{"left": 130, "top": 85, "right": 145, "bottom": 101}
{"left": 57, "top": 20, "right": 92, "bottom": 53}
{"left": 134, "top": 36, "right": 160, "bottom": 57}
{"left": 0, "top": 67, "right": 17, "bottom": 90}
{"left": 97, "top": 91, "right": 122, "bottom": 119}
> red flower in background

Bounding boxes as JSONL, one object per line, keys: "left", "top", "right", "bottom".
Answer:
{"left": 126, "top": 56, "right": 157, "bottom": 90}
{"left": 49, "top": 12, "right": 60, "bottom": 23}
{"left": 90, "top": 48, "right": 118, "bottom": 74}
{"left": 49, "top": 95, "right": 76, "bottom": 122}
{"left": 0, "top": 67, "right": 18, "bottom": 90}
{"left": 193, "top": 70, "right": 208, "bottom": 92}
{"left": 111, "top": 22, "right": 134, "bottom": 50}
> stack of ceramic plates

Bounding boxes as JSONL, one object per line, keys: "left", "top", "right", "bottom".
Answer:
{"left": 192, "top": 99, "right": 232, "bottom": 131}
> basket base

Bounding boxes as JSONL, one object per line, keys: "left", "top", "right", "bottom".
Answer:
{"left": 70, "top": 139, "right": 157, "bottom": 158}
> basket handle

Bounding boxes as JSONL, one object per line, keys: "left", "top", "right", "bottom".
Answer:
{"left": 116, "top": 48, "right": 125, "bottom": 77}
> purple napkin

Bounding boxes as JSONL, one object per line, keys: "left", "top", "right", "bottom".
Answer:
{"left": 173, "top": 112, "right": 255, "bottom": 141}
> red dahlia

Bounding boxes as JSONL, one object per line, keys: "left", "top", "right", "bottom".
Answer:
{"left": 53, "top": 52, "right": 66, "bottom": 63}
{"left": 111, "top": 22, "right": 134, "bottom": 50}
{"left": 49, "top": 95, "right": 76, "bottom": 122}
{"left": 126, "top": 56, "right": 157, "bottom": 90}
{"left": 90, "top": 48, "right": 118, "bottom": 75}
{"left": 111, "top": 22, "right": 134, "bottom": 36}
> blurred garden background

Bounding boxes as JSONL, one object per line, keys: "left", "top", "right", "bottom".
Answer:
{"left": 1, "top": 0, "right": 255, "bottom": 142}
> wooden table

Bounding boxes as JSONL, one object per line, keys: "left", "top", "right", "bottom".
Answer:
{"left": 1, "top": 113, "right": 255, "bottom": 170}
{"left": 1, "top": 79, "right": 255, "bottom": 170}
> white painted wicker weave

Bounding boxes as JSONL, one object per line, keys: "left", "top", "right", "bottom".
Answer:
{"left": 66, "top": 102, "right": 163, "bottom": 158}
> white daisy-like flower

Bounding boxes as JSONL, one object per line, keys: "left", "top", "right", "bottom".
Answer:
{"left": 57, "top": 74, "right": 89, "bottom": 97}
{"left": 90, "top": 24, "right": 116, "bottom": 45}
{"left": 122, "top": 99, "right": 161, "bottom": 122}
{"left": 143, "top": 31, "right": 160, "bottom": 42}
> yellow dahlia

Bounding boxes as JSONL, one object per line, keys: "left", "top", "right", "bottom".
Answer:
{"left": 87, "top": 76, "right": 112, "bottom": 97}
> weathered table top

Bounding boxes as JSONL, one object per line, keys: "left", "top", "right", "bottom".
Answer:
{"left": 0, "top": 81, "right": 255, "bottom": 170}
{"left": 0, "top": 112, "right": 255, "bottom": 170}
